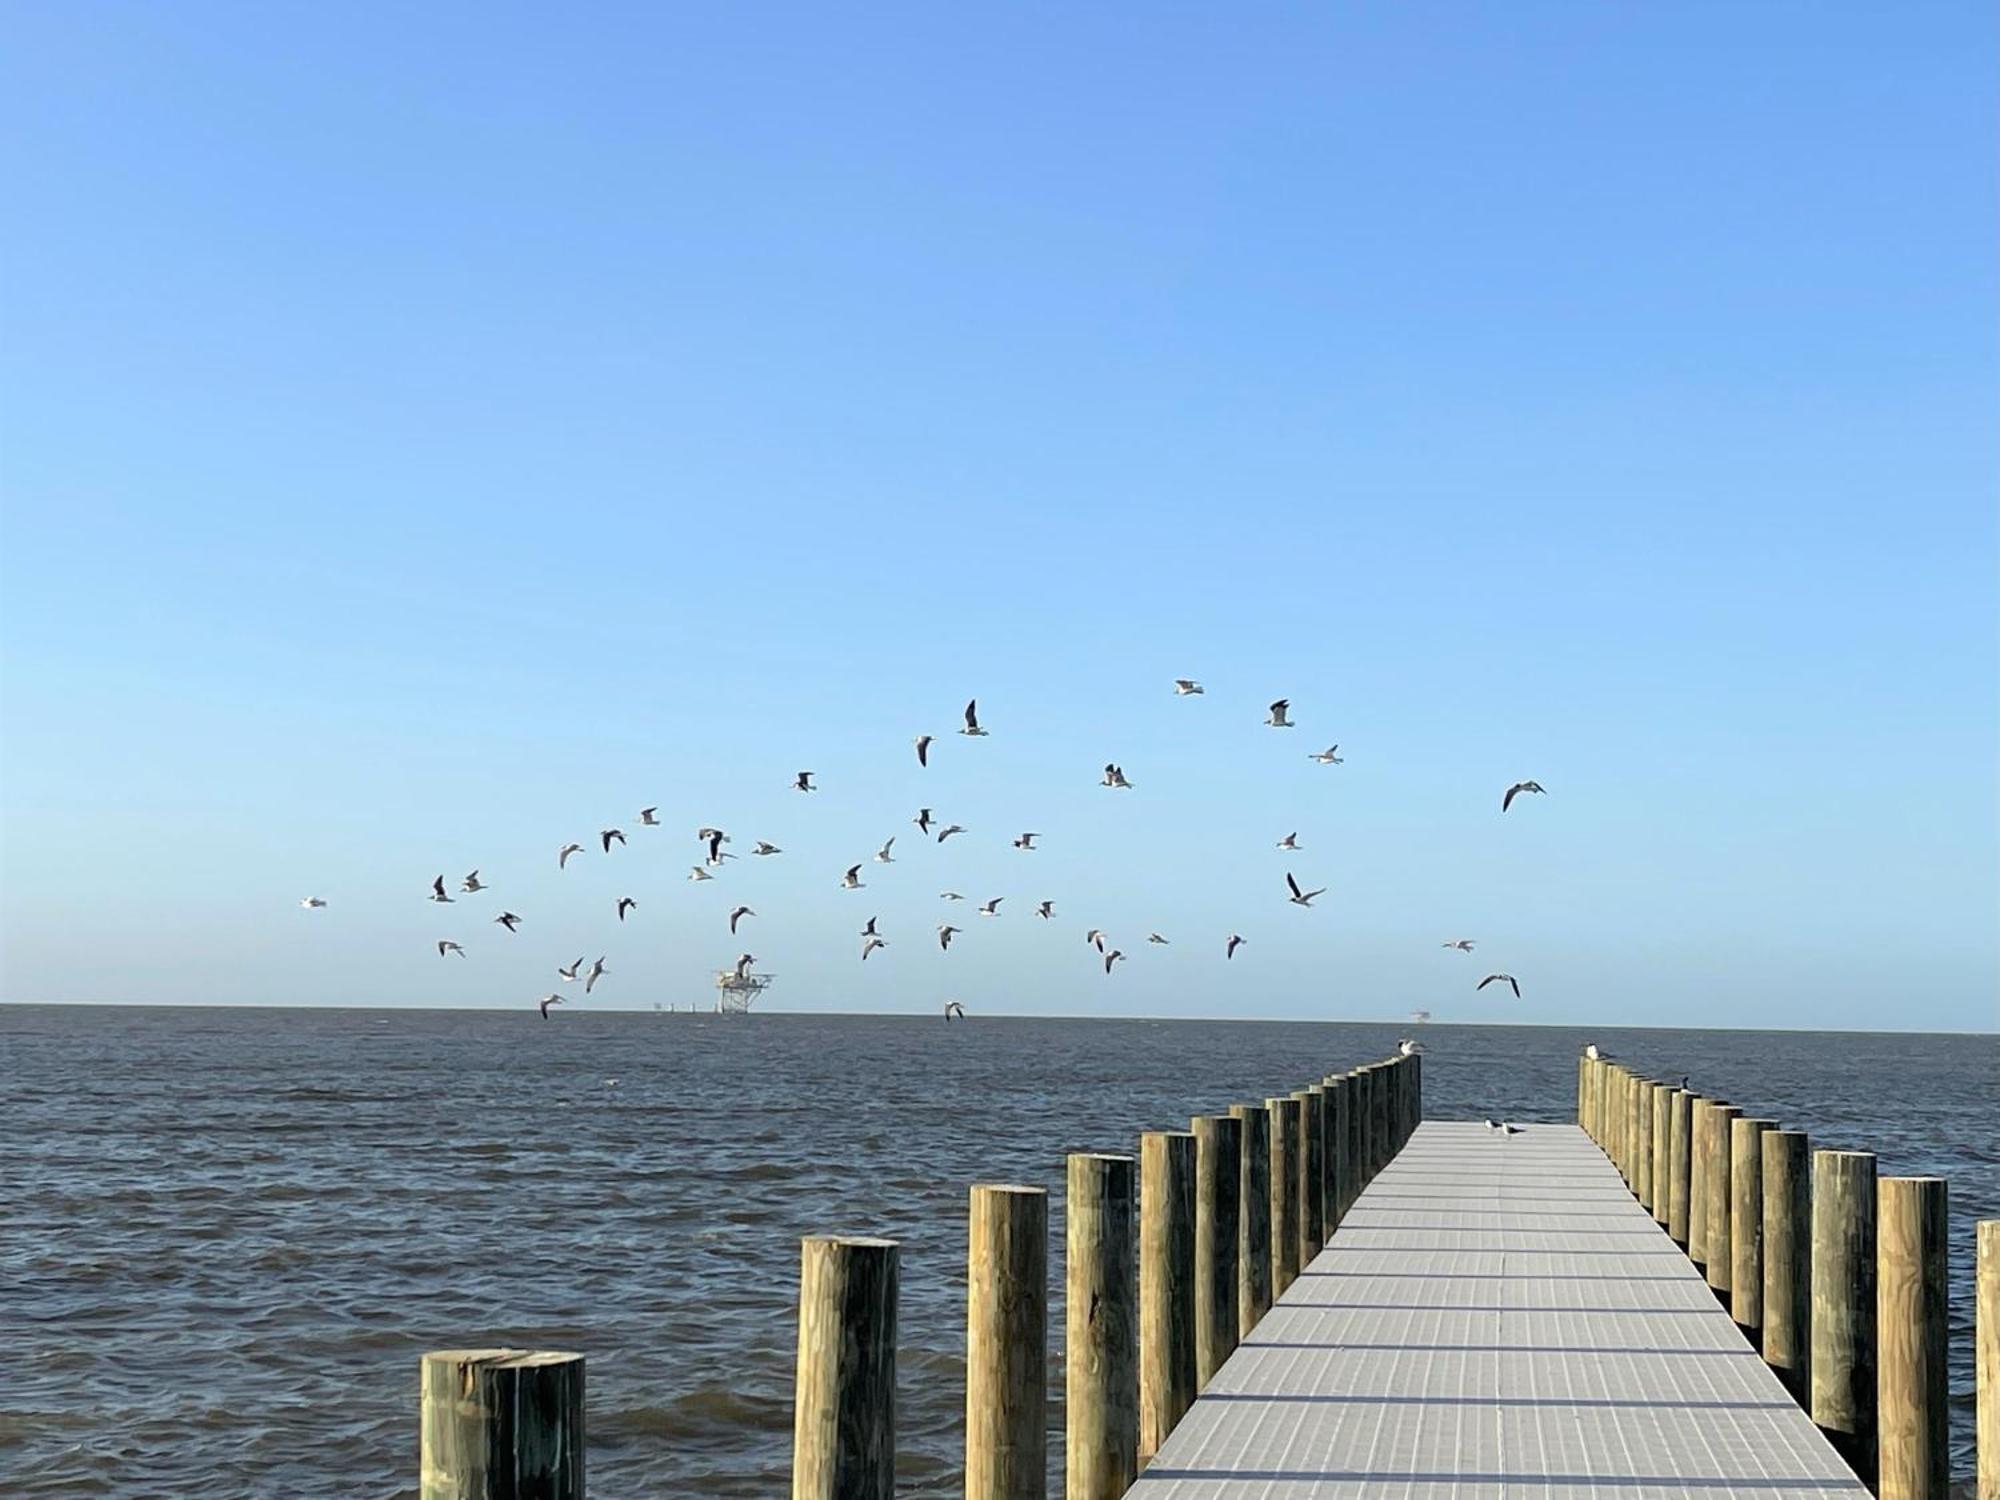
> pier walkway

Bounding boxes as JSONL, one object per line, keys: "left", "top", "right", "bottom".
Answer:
{"left": 1134, "top": 1120, "right": 1869, "bottom": 1500}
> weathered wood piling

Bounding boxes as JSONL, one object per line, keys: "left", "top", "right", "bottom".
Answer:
{"left": 1292, "top": 1085, "right": 1324, "bottom": 1266}
{"left": 1190, "top": 1114, "right": 1241, "bottom": 1388}
{"left": 1266, "top": 1095, "right": 1300, "bottom": 1296}
{"left": 1137, "top": 1129, "right": 1196, "bottom": 1467}
{"left": 1762, "top": 1128, "right": 1812, "bottom": 1403}
{"left": 966, "top": 1184, "right": 1047, "bottom": 1500}
{"left": 1979, "top": 1219, "right": 1998, "bottom": 1500}
{"left": 1064, "top": 1154, "right": 1136, "bottom": 1500}
{"left": 1229, "top": 1102, "right": 1272, "bottom": 1334}
{"left": 1876, "top": 1176, "right": 1948, "bottom": 1500}
{"left": 792, "top": 1237, "right": 897, "bottom": 1500}
{"left": 1811, "top": 1149, "right": 1879, "bottom": 1488}
{"left": 1730, "top": 1117, "right": 1774, "bottom": 1333}
{"left": 420, "top": 1349, "right": 587, "bottom": 1500}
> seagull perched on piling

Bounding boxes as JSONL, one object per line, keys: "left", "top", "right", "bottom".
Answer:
{"left": 1173, "top": 679, "right": 1204, "bottom": 695}
{"left": 1398, "top": 1038, "right": 1424, "bottom": 1055}
{"left": 1285, "top": 872, "right": 1326, "bottom": 908}
{"left": 1266, "top": 699, "right": 1294, "bottom": 728}
{"left": 437, "top": 940, "right": 464, "bottom": 957}
{"left": 960, "top": 699, "right": 988, "bottom": 737}
{"left": 1584, "top": 1043, "right": 1610, "bottom": 1061}
{"left": 1502, "top": 780, "right": 1546, "bottom": 812}
{"left": 1477, "top": 973, "right": 1522, "bottom": 998}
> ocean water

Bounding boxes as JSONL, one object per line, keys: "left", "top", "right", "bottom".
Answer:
{"left": 4, "top": 1007, "right": 1993, "bottom": 1497}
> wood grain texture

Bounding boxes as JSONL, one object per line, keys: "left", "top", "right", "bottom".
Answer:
{"left": 1876, "top": 1177, "right": 1947, "bottom": 1500}
{"left": 1651, "top": 1085, "right": 1674, "bottom": 1228}
{"left": 1668, "top": 1089, "right": 1694, "bottom": 1247}
{"left": 1762, "top": 1129, "right": 1812, "bottom": 1404}
{"left": 1291, "top": 1087, "right": 1324, "bottom": 1264}
{"left": 1266, "top": 1097, "right": 1301, "bottom": 1295}
{"left": 1704, "top": 1103, "right": 1742, "bottom": 1292}
{"left": 966, "top": 1184, "right": 1047, "bottom": 1500}
{"left": 1978, "top": 1219, "right": 1998, "bottom": 1500}
{"left": 793, "top": 1238, "right": 897, "bottom": 1500}
{"left": 1064, "top": 1154, "right": 1135, "bottom": 1500}
{"left": 1729, "top": 1118, "right": 1775, "bottom": 1329}
{"left": 1138, "top": 1131, "right": 1196, "bottom": 1466}
{"left": 1811, "top": 1149, "right": 1878, "bottom": 1490}
{"left": 420, "top": 1349, "right": 585, "bottom": 1500}
{"left": 1229, "top": 1104, "right": 1272, "bottom": 1334}
{"left": 1190, "top": 1115, "right": 1241, "bottom": 1389}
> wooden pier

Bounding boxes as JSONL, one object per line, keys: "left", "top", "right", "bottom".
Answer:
{"left": 415, "top": 1047, "right": 1996, "bottom": 1500}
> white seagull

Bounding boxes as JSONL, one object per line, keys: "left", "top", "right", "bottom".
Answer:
{"left": 1309, "top": 745, "right": 1343, "bottom": 765}
{"left": 1085, "top": 928, "right": 1106, "bottom": 952}
{"left": 960, "top": 699, "right": 988, "bottom": 737}
{"left": 1266, "top": 699, "right": 1294, "bottom": 728}
{"left": 688, "top": 865, "right": 714, "bottom": 882}
{"left": 937, "top": 824, "right": 966, "bottom": 843}
{"left": 752, "top": 841, "right": 782, "bottom": 857}
{"left": 428, "top": 876, "right": 454, "bottom": 904}
{"left": 1285, "top": 872, "right": 1326, "bottom": 908}
{"left": 862, "top": 935, "right": 888, "bottom": 961}
{"left": 1276, "top": 832, "right": 1301, "bottom": 851}
{"left": 874, "top": 838, "right": 896, "bottom": 864}
{"left": 300, "top": 896, "right": 328, "bottom": 909}
{"left": 1035, "top": 901, "right": 1054, "bottom": 919}
{"left": 461, "top": 871, "right": 486, "bottom": 893}
{"left": 1584, "top": 1043, "right": 1610, "bottom": 1061}
{"left": 1173, "top": 679, "right": 1204, "bottom": 695}
{"left": 538, "top": 994, "right": 564, "bottom": 1019}
{"left": 558, "top": 843, "right": 584, "bottom": 870}
{"left": 1013, "top": 832, "right": 1040, "bottom": 850}
{"left": 1478, "top": 973, "right": 1522, "bottom": 998}
{"left": 977, "top": 898, "right": 1003, "bottom": 917}
{"left": 938, "top": 924, "right": 961, "bottom": 950}
{"left": 944, "top": 1000, "right": 966, "bottom": 1021}
{"left": 734, "top": 953, "right": 756, "bottom": 979}
{"left": 1398, "top": 1038, "right": 1424, "bottom": 1056}
{"left": 1442, "top": 939, "right": 1476, "bottom": 952}
{"left": 860, "top": 916, "right": 880, "bottom": 938}
{"left": 1101, "top": 764, "right": 1133, "bottom": 789}
{"left": 1148, "top": 933, "right": 1170, "bottom": 945}
{"left": 585, "top": 956, "right": 608, "bottom": 994}
{"left": 1103, "top": 949, "right": 1125, "bottom": 973}
{"left": 841, "top": 864, "right": 866, "bottom": 890}
{"left": 638, "top": 807, "right": 660, "bottom": 826}
{"left": 558, "top": 957, "right": 584, "bottom": 982}
{"left": 728, "top": 905, "right": 754, "bottom": 934}
{"left": 940, "top": 891, "right": 965, "bottom": 902}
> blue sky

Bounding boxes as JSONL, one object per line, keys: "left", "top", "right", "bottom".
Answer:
{"left": 2, "top": 4, "right": 1993, "bottom": 1029}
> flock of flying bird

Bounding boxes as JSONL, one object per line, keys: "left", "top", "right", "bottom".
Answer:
{"left": 299, "top": 688, "right": 1549, "bottom": 1020}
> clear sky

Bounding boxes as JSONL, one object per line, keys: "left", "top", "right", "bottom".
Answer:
{"left": 2, "top": 4, "right": 1993, "bottom": 1030}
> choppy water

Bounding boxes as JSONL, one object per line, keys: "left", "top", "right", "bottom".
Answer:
{"left": 3, "top": 1007, "right": 1993, "bottom": 1496}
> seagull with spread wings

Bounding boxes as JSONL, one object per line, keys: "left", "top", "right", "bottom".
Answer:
{"left": 1477, "top": 973, "right": 1522, "bottom": 998}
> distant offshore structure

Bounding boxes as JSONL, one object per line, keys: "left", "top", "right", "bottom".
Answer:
{"left": 713, "top": 966, "right": 774, "bottom": 1015}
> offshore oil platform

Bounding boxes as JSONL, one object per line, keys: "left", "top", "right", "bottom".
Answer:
{"left": 712, "top": 967, "right": 774, "bottom": 1014}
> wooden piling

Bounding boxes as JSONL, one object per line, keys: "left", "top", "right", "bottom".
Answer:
{"left": 1229, "top": 1104, "right": 1272, "bottom": 1333}
{"left": 1876, "top": 1176, "right": 1948, "bottom": 1500}
{"left": 1650, "top": 1084, "right": 1673, "bottom": 1227}
{"left": 1610, "top": 1066, "right": 1629, "bottom": 1182}
{"left": 1137, "top": 1130, "right": 1196, "bottom": 1467}
{"left": 1323, "top": 1075, "right": 1348, "bottom": 1230}
{"left": 1729, "top": 1118, "right": 1775, "bottom": 1331}
{"left": 1667, "top": 1089, "right": 1694, "bottom": 1246}
{"left": 967, "top": 1184, "right": 1047, "bottom": 1500}
{"left": 794, "top": 1238, "right": 897, "bottom": 1500}
{"left": 1576, "top": 1053, "right": 1589, "bottom": 1126}
{"left": 1349, "top": 1069, "right": 1371, "bottom": 1195}
{"left": 420, "top": 1349, "right": 585, "bottom": 1500}
{"left": 1761, "top": 1129, "right": 1812, "bottom": 1403}
{"left": 1371, "top": 1063, "right": 1392, "bottom": 1172}
{"left": 1190, "top": 1115, "right": 1241, "bottom": 1388}
{"left": 1978, "top": 1219, "right": 1998, "bottom": 1500}
{"left": 1634, "top": 1080, "right": 1656, "bottom": 1211}
{"left": 1267, "top": 1096, "right": 1301, "bottom": 1294}
{"left": 1703, "top": 1103, "right": 1742, "bottom": 1293}
{"left": 1292, "top": 1086, "right": 1324, "bottom": 1264}
{"left": 1688, "top": 1097, "right": 1714, "bottom": 1260}
{"left": 1064, "top": 1155, "right": 1136, "bottom": 1500}
{"left": 1811, "top": 1149, "right": 1878, "bottom": 1489}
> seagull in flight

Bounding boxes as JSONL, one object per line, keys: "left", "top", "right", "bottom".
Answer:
{"left": 300, "top": 897, "right": 328, "bottom": 909}
{"left": 860, "top": 916, "right": 880, "bottom": 938}
{"left": 794, "top": 771, "right": 817, "bottom": 793}
{"left": 944, "top": 1000, "right": 966, "bottom": 1021}
{"left": 915, "top": 734, "right": 933, "bottom": 767}
{"left": 861, "top": 935, "right": 888, "bottom": 961}
{"left": 1148, "top": 933, "right": 1170, "bottom": 945}
{"left": 940, "top": 891, "right": 965, "bottom": 902}
{"left": 1442, "top": 939, "right": 1476, "bottom": 952}
{"left": 538, "top": 994, "right": 563, "bottom": 1020}
{"left": 1226, "top": 933, "right": 1245, "bottom": 959}
{"left": 1502, "top": 780, "right": 1546, "bottom": 812}
{"left": 1309, "top": 745, "right": 1343, "bottom": 765}
{"left": 1285, "top": 872, "right": 1326, "bottom": 908}
{"left": 1477, "top": 973, "right": 1522, "bottom": 998}
{"left": 960, "top": 699, "right": 988, "bottom": 737}
{"left": 558, "top": 957, "right": 584, "bottom": 982}
{"left": 1101, "top": 764, "right": 1133, "bottom": 789}
{"left": 938, "top": 924, "right": 961, "bottom": 950}
{"left": 874, "top": 838, "right": 896, "bottom": 864}
{"left": 752, "top": 841, "right": 782, "bottom": 857}
{"left": 937, "top": 824, "right": 966, "bottom": 843}
{"left": 461, "top": 871, "right": 486, "bottom": 893}
{"left": 1173, "top": 679, "right": 1204, "bottom": 695}
{"left": 429, "top": 876, "right": 454, "bottom": 904}
{"left": 1035, "top": 901, "right": 1054, "bottom": 919}
{"left": 841, "top": 864, "right": 866, "bottom": 890}
{"left": 914, "top": 808, "right": 935, "bottom": 835}
{"left": 689, "top": 863, "right": 715, "bottom": 882}
{"left": 558, "top": 843, "right": 584, "bottom": 870}
{"left": 1013, "top": 832, "right": 1040, "bottom": 850}
{"left": 734, "top": 953, "right": 756, "bottom": 979}
{"left": 728, "top": 905, "right": 754, "bottom": 934}
{"left": 977, "top": 898, "right": 1003, "bottom": 917}
{"left": 437, "top": 940, "right": 465, "bottom": 957}
{"left": 585, "top": 956, "right": 608, "bottom": 993}
{"left": 1085, "top": 928, "right": 1106, "bottom": 952}
{"left": 1103, "top": 949, "right": 1125, "bottom": 974}
{"left": 494, "top": 911, "right": 522, "bottom": 932}
{"left": 1276, "top": 832, "right": 1300, "bottom": 851}
{"left": 1266, "top": 699, "right": 1294, "bottom": 728}
{"left": 616, "top": 897, "right": 637, "bottom": 922}
{"left": 700, "top": 829, "right": 729, "bottom": 865}
{"left": 638, "top": 807, "right": 659, "bottom": 826}
{"left": 600, "top": 828, "right": 626, "bottom": 852}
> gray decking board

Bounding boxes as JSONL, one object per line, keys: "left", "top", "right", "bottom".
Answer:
{"left": 1132, "top": 1121, "right": 1867, "bottom": 1500}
